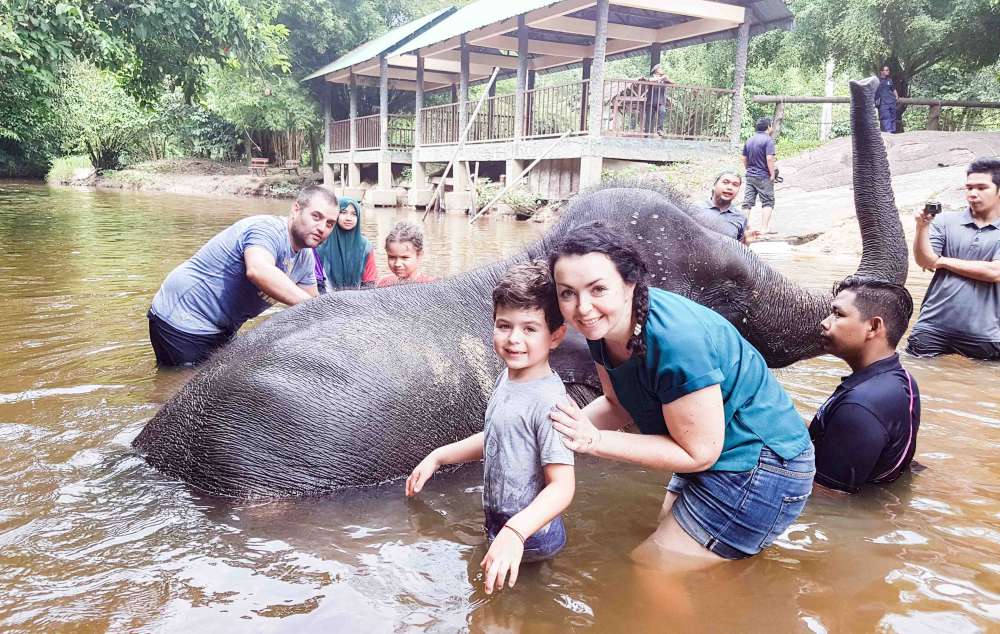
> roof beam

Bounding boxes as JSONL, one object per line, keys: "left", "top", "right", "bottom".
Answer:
{"left": 413, "top": 0, "right": 595, "bottom": 59}
{"left": 610, "top": 0, "right": 744, "bottom": 23}
{"left": 656, "top": 17, "right": 738, "bottom": 41}
{"left": 329, "top": 74, "right": 430, "bottom": 92}
{"left": 356, "top": 65, "right": 459, "bottom": 85}
{"left": 392, "top": 53, "right": 495, "bottom": 75}
{"left": 535, "top": 15, "right": 656, "bottom": 42}
{"left": 478, "top": 35, "right": 593, "bottom": 58}
{"left": 435, "top": 49, "right": 522, "bottom": 70}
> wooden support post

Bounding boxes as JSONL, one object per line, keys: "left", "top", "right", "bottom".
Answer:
{"left": 649, "top": 43, "right": 661, "bottom": 72}
{"left": 515, "top": 15, "right": 528, "bottom": 140}
{"left": 728, "top": 15, "right": 750, "bottom": 147}
{"left": 415, "top": 53, "right": 424, "bottom": 147}
{"left": 459, "top": 35, "right": 470, "bottom": 134}
{"left": 581, "top": 58, "right": 591, "bottom": 132}
{"left": 927, "top": 103, "right": 942, "bottom": 130}
{"left": 771, "top": 101, "right": 785, "bottom": 139}
{"left": 421, "top": 68, "right": 500, "bottom": 220}
{"left": 324, "top": 82, "right": 332, "bottom": 152}
{"left": 587, "top": 0, "right": 609, "bottom": 139}
{"left": 349, "top": 72, "right": 358, "bottom": 151}
{"left": 487, "top": 80, "right": 496, "bottom": 138}
{"left": 379, "top": 55, "right": 389, "bottom": 152}
{"left": 820, "top": 58, "right": 834, "bottom": 141}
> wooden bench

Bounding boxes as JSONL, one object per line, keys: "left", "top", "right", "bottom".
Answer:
{"left": 249, "top": 157, "right": 270, "bottom": 176}
{"left": 272, "top": 160, "right": 300, "bottom": 176}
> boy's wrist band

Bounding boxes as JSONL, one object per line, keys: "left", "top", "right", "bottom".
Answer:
{"left": 503, "top": 524, "right": 526, "bottom": 544}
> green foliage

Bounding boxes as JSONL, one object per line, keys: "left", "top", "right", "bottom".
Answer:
{"left": 0, "top": 73, "right": 64, "bottom": 175}
{"left": 791, "top": 0, "right": 1000, "bottom": 90}
{"left": 205, "top": 65, "right": 320, "bottom": 133}
{"left": 54, "top": 61, "right": 150, "bottom": 170}
{"left": 152, "top": 91, "right": 241, "bottom": 161}
{"left": 44, "top": 154, "right": 91, "bottom": 184}
{"left": 1, "top": 0, "right": 288, "bottom": 102}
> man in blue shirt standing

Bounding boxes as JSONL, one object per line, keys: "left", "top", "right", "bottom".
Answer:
{"left": 810, "top": 277, "right": 921, "bottom": 494}
{"left": 148, "top": 185, "right": 339, "bottom": 366}
{"left": 875, "top": 65, "right": 899, "bottom": 133}
{"left": 907, "top": 157, "right": 1000, "bottom": 360}
{"left": 741, "top": 117, "right": 777, "bottom": 234}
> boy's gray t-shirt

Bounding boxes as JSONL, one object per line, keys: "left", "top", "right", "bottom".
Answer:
{"left": 483, "top": 369, "right": 575, "bottom": 522}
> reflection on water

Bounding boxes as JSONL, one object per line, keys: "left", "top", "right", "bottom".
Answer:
{"left": 0, "top": 182, "right": 998, "bottom": 631}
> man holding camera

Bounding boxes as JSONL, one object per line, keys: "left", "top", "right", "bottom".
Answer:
{"left": 907, "top": 157, "right": 1000, "bottom": 360}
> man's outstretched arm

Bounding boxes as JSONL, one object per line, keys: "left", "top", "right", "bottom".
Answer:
{"left": 245, "top": 246, "right": 312, "bottom": 306}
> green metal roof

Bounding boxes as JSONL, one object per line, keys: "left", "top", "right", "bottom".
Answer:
{"left": 303, "top": 6, "right": 457, "bottom": 81}
{"left": 394, "top": 0, "right": 562, "bottom": 56}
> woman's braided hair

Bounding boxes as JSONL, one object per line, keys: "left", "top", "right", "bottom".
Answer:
{"left": 548, "top": 222, "right": 650, "bottom": 357}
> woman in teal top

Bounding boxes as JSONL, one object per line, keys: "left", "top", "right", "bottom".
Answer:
{"left": 314, "top": 198, "right": 377, "bottom": 290}
{"left": 548, "top": 222, "right": 814, "bottom": 562}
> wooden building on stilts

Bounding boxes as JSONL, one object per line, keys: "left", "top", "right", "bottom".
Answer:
{"left": 303, "top": 0, "right": 793, "bottom": 211}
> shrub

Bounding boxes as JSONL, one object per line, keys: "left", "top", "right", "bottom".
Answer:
{"left": 45, "top": 155, "right": 92, "bottom": 184}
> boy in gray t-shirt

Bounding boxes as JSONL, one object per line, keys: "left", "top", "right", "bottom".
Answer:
{"left": 405, "top": 261, "right": 575, "bottom": 595}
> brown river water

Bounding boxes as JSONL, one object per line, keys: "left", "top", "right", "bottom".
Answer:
{"left": 1, "top": 182, "right": 998, "bottom": 632}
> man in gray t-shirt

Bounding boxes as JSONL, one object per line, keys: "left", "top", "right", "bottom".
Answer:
{"left": 148, "top": 185, "right": 339, "bottom": 366}
{"left": 907, "top": 158, "right": 1000, "bottom": 360}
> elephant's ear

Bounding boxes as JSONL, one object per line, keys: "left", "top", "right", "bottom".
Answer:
{"left": 550, "top": 329, "right": 602, "bottom": 405}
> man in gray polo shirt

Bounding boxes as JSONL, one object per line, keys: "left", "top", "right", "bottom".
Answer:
{"left": 698, "top": 170, "right": 753, "bottom": 244}
{"left": 907, "top": 157, "right": 1000, "bottom": 360}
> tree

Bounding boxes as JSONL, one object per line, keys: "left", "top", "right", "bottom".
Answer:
{"left": 54, "top": 61, "right": 151, "bottom": 170}
{"left": 792, "top": 0, "right": 1000, "bottom": 130}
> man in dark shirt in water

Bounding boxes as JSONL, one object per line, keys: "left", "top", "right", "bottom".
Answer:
{"left": 810, "top": 277, "right": 921, "bottom": 494}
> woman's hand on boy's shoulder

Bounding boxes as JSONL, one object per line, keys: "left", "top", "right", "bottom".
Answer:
{"left": 550, "top": 400, "right": 601, "bottom": 455}
{"left": 405, "top": 452, "right": 441, "bottom": 497}
{"left": 481, "top": 529, "right": 525, "bottom": 595}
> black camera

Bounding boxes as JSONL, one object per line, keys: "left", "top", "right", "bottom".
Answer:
{"left": 924, "top": 201, "right": 942, "bottom": 216}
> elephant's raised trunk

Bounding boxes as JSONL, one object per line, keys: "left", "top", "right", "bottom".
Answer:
{"left": 850, "top": 77, "right": 908, "bottom": 285}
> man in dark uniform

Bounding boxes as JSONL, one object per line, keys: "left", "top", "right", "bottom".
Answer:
{"left": 810, "top": 277, "right": 921, "bottom": 494}
{"left": 875, "top": 65, "right": 899, "bottom": 133}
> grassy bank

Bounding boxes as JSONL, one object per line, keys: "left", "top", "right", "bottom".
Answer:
{"left": 45, "top": 157, "right": 321, "bottom": 199}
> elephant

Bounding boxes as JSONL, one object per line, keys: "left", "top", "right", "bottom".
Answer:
{"left": 133, "top": 77, "right": 906, "bottom": 499}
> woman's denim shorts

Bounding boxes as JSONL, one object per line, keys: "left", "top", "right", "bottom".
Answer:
{"left": 484, "top": 509, "right": 566, "bottom": 563}
{"left": 667, "top": 445, "right": 815, "bottom": 560}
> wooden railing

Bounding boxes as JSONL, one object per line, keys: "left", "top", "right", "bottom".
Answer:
{"left": 388, "top": 114, "right": 414, "bottom": 149}
{"left": 355, "top": 114, "right": 381, "bottom": 150}
{"left": 329, "top": 80, "right": 734, "bottom": 152}
{"left": 420, "top": 102, "right": 460, "bottom": 146}
{"left": 329, "top": 119, "right": 350, "bottom": 152}
{"left": 468, "top": 93, "right": 517, "bottom": 143}
{"left": 525, "top": 80, "right": 590, "bottom": 138}
{"left": 603, "top": 80, "right": 734, "bottom": 140}
{"left": 752, "top": 94, "right": 1000, "bottom": 138}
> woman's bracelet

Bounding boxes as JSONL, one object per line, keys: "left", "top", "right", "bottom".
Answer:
{"left": 502, "top": 523, "right": 526, "bottom": 544}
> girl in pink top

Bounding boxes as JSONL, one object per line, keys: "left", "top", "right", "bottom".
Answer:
{"left": 377, "top": 221, "right": 436, "bottom": 287}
